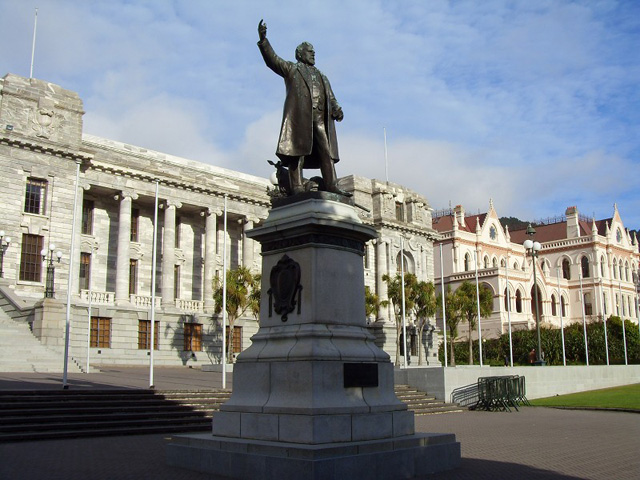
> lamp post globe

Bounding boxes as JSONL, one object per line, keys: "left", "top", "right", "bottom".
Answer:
{"left": 524, "top": 224, "right": 545, "bottom": 366}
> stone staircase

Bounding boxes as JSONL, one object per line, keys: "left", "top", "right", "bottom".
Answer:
{"left": 395, "top": 384, "right": 464, "bottom": 415}
{"left": 0, "top": 385, "right": 462, "bottom": 442}
{"left": 0, "top": 389, "right": 232, "bottom": 442}
{"left": 0, "top": 308, "right": 84, "bottom": 373}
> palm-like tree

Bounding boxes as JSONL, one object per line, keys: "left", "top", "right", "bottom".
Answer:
{"left": 213, "top": 267, "right": 260, "bottom": 363}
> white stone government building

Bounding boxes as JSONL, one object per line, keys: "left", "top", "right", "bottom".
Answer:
{"left": 0, "top": 73, "right": 440, "bottom": 371}
{"left": 433, "top": 201, "right": 640, "bottom": 342}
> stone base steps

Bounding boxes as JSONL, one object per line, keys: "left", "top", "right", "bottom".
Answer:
{"left": 395, "top": 384, "right": 464, "bottom": 415}
{"left": 0, "top": 389, "right": 232, "bottom": 442}
{"left": 0, "top": 385, "right": 462, "bottom": 442}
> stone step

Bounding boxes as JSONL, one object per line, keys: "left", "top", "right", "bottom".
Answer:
{"left": 395, "top": 384, "right": 463, "bottom": 416}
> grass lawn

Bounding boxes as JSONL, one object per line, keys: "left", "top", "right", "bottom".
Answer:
{"left": 531, "top": 383, "right": 640, "bottom": 410}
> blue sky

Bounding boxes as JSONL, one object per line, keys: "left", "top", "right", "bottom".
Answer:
{"left": 2, "top": 0, "right": 639, "bottom": 230}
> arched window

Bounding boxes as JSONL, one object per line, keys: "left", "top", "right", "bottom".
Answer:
{"left": 513, "top": 261, "right": 519, "bottom": 270}
{"left": 613, "top": 259, "right": 618, "bottom": 279}
{"left": 551, "top": 294, "right": 557, "bottom": 316}
{"left": 561, "top": 295, "right": 567, "bottom": 317}
{"left": 531, "top": 285, "right": 543, "bottom": 319}
{"left": 625, "top": 262, "right": 630, "bottom": 281}
{"left": 581, "top": 256, "right": 590, "bottom": 278}
{"left": 492, "top": 257, "right": 498, "bottom": 268}
{"left": 504, "top": 287, "right": 510, "bottom": 311}
{"left": 396, "top": 251, "right": 412, "bottom": 274}
{"left": 483, "top": 255, "right": 489, "bottom": 269}
{"left": 619, "top": 262, "right": 623, "bottom": 280}
{"left": 600, "top": 256, "right": 606, "bottom": 277}
{"left": 500, "top": 258, "right": 506, "bottom": 267}
{"left": 464, "top": 253, "right": 470, "bottom": 271}
{"left": 562, "top": 259, "right": 571, "bottom": 280}
{"left": 515, "top": 290, "right": 522, "bottom": 313}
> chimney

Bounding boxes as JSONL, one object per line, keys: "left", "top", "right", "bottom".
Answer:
{"left": 565, "top": 206, "right": 580, "bottom": 238}
{"left": 454, "top": 205, "right": 465, "bottom": 228}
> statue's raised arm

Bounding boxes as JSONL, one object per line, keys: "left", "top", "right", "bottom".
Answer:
{"left": 257, "top": 19, "right": 350, "bottom": 197}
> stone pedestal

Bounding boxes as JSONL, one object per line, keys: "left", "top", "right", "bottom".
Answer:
{"left": 167, "top": 194, "right": 460, "bottom": 478}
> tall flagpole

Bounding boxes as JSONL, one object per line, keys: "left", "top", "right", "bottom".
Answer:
{"left": 62, "top": 160, "right": 81, "bottom": 389}
{"left": 400, "top": 237, "right": 408, "bottom": 369}
{"left": 86, "top": 263, "right": 93, "bottom": 373}
{"left": 439, "top": 243, "right": 447, "bottom": 367}
{"left": 599, "top": 279, "right": 609, "bottom": 365}
{"left": 474, "top": 250, "right": 483, "bottom": 367}
{"left": 149, "top": 180, "right": 159, "bottom": 389}
{"left": 221, "top": 195, "right": 228, "bottom": 388}
{"left": 556, "top": 267, "right": 566, "bottom": 366}
{"left": 505, "top": 254, "right": 513, "bottom": 367}
{"left": 618, "top": 282, "right": 628, "bottom": 365}
{"left": 579, "top": 271, "right": 589, "bottom": 366}
{"left": 30, "top": 8, "right": 38, "bottom": 78}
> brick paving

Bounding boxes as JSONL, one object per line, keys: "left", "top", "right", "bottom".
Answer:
{"left": 0, "top": 367, "right": 638, "bottom": 480}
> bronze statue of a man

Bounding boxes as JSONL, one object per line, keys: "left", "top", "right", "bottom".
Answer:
{"left": 258, "top": 20, "right": 348, "bottom": 196}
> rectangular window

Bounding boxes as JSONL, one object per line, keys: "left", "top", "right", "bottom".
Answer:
{"left": 226, "top": 325, "right": 242, "bottom": 354}
{"left": 184, "top": 323, "right": 202, "bottom": 351}
{"left": 395, "top": 202, "right": 404, "bottom": 222}
{"left": 583, "top": 293, "right": 593, "bottom": 316}
{"left": 130, "top": 208, "right": 140, "bottom": 242}
{"left": 24, "top": 178, "right": 47, "bottom": 215}
{"left": 90, "top": 317, "right": 111, "bottom": 348}
{"left": 129, "top": 259, "right": 138, "bottom": 295}
{"left": 81, "top": 199, "right": 94, "bottom": 235}
{"left": 19, "top": 234, "right": 43, "bottom": 282}
{"left": 79, "top": 252, "right": 91, "bottom": 291}
{"left": 138, "top": 320, "right": 159, "bottom": 350}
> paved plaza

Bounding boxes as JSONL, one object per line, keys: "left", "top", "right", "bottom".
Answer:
{"left": 0, "top": 367, "right": 638, "bottom": 480}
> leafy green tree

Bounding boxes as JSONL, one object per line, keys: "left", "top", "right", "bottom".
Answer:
{"left": 412, "top": 280, "right": 437, "bottom": 365}
{"left": 381, "top": 272, "right": 417, "bottom": 366}
{"left": 455, "top": 281, "right": 493, "bottom": 365}
{"left": 213, "top": 267, "right": 260, "bottom": 363}
{"left": 364, "top": 286, "right": 381, "bottom": 320}
{"left": 437, "top": 285, "right": 463, "bottom": 366}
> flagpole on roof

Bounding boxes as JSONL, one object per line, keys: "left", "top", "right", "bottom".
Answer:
{"left": 384, "top": 128, "right": 389, "bottom": 183}
{"left": 30, "top": 8, "right": 38, "bottom": 78}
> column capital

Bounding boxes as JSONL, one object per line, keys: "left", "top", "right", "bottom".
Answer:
{"left": 114, "top": 190, "right": 138, "bottom": 201}
{"left": 201, "top": 207, "right": 223, "bottom": 217}
{"left": 165, "top": 199, "right": 182, "bottom": 209}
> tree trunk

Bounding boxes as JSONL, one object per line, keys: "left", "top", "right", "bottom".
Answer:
{"left": 417, "top": 323, "right": 424, "bottom": 366}
{"left": 449, "top": 333, "right": 456, "bottom": 367}
{"left": 468, "top": 320, "right": 474, "bottom": 365}
{"left": 395, "top": 321, "right": 401, "bottom": 366}
{"left": 227, "top": 317, "right": 235, "bottom": 364}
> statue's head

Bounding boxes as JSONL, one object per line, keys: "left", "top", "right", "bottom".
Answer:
{"left": 295, "top": 42, "right": 315, "bottom": 66}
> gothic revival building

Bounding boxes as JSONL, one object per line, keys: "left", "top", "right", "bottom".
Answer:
{"left": 0, "top": 73, "right": 439, "bottom": 371}
{"left": 433, "top": 200, "right": 640, "bottom": 341}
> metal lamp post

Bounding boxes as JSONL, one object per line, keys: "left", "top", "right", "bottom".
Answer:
{"left": 41, "top": 244, "right": 62, "bottom": 298}
{"left": 523, "top": 224, "right": 545, "bottom": 366}
{"left": 0, "top": 231, "right": 11, "bottom": 278}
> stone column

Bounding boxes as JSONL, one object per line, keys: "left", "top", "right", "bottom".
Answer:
{"left": 114, "top": 191, "right": 137, "bottom": 303}
{"left": 70, "top": 183, "right": 89, "bottom": 293}
{"left": 203, "top": 208, "right": 220, "bottom": 312}
{"left": 161, "top": 200, "right": 181, "bottom": 307}
{"left": 376, "top": 238, "right": 389, "bottom": 322}
{"left": 242, "top": 218, "right": 255, "bottom": 270}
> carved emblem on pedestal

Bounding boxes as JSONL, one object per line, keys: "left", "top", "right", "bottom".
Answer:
{"left": 268, "top": 254, "right": 302, "bottom": 322}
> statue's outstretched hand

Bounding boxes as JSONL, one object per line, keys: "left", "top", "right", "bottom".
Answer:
{"left": 258, "top": 19, "right": 267, "bottom": 41}
{"left": 332, "top": 107, "right": 344, "bottom": 122}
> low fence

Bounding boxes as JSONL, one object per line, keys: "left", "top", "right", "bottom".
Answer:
{"left": 395, "top": 364, "right": 640, "bottom": 402}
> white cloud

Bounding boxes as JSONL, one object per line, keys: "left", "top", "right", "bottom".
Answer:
{"left": 1, "top": 0, "right": 638, "bottom": 227}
